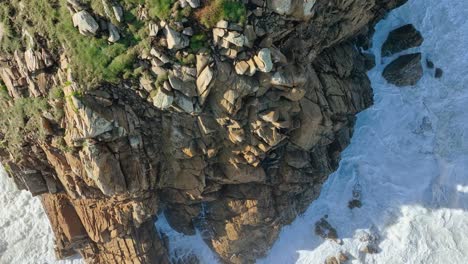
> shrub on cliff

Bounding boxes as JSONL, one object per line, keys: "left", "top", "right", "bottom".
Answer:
{"left": 196, "top": 0, "right": 246, "bottom": 28}
{"left": 0, "top": 92, "right": 49, "bottom": 159}
{"left": 148, "top": 0, "right": 175, "bottom": 20}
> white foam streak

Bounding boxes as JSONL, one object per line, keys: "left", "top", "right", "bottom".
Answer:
{"left": 260, "top": 0, "right": 468, "bottom": 263}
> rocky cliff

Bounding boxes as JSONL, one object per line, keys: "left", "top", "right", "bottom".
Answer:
{"left": 0, "top": 0, "right": 406, "bottom": 263}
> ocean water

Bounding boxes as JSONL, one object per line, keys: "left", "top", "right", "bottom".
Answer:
{"left": 1, "top": 0, "right": 468, "bottom": 263}
{"left": 259, "top": 0, "right": 468, "bottom": 263}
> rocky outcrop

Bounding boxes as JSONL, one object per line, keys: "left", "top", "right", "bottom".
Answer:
{"left": 383, "top": 53, "right": 423, "bottom": 86}
{"left": 0, "top": 0, "right": 407, "bottom": 263}
{"left": 72, "top": 11, "right": 99, "bottom": 36}
{"left": 382, "top": 24, "right": 423, "bottom": 57}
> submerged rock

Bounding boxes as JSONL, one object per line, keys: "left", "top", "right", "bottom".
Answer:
{"left": 435, "top": 67, "right": 443, "bottom": 78}
{"left": 382, "top": 24, "right": 423, "bottom": 57}
{"left": 383, "top": 53, "right": 423, "bottom": 86}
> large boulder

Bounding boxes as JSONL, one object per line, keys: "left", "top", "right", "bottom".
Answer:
{"left": 383, "top": 53, "right": 423, "bottom": 86}
{"left": 267, "top": 0, "right": 317, "bottom": 19}
{"left": 165, "top": 26, "right": 189, "bottom": 50}
{"left": 72, "top": 11, "right": 99, "bottom": 36}
{"left": 254, "top": 48, "right": 273, "bottom": 73}
{"left": 381, "top": 24, "right": 423, "bottom": 57}
{"left": 152, "top": 89, "right": 174, "bottom": 109}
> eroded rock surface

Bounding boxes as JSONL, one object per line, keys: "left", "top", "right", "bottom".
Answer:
{"left": 0, "top": 0, "right": 407, "bottom": 263}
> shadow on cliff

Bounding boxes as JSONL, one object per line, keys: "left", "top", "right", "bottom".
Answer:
{"left": 156, "top": 1, "right": 468, "bottom": 262}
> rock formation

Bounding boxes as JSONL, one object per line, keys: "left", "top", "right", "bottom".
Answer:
{"left": 381, "top": 24, "right": 423, "bottom": 57}
{"left": 383, "top": 53, "right": 423, "bottom": 86}
{"left": 0, "top": 0, "right": 407, "bottom": 263}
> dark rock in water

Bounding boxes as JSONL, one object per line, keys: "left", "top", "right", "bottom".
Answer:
{"left": 426, "top": 59, "right": 434, "bottom": 68}
{"left": 383, "top": 53, "right": 423, "bottom": 86}
{"left": 315, "top": 216, "right": 338, "bottom": 241}
{"left": 348, "top": 199, "right": 362, "bottom": 209}
{"left": 435, "top": 67, "right": 443, "bottom": 78}
{"left": 381, "top": 24, "right": 423, "bottom": 57}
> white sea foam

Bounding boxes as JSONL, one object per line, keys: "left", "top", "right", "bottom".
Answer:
{"left": 0, "top": 166, "right": 82, "bottom": 264}
{"left": 259, "top": 0, "right": 468, "bottom": 263}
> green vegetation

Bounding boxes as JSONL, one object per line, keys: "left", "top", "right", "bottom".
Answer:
{"left": 148, "top": 0, "right": 175, "bottom": 20}
{"left": 0, "top": 92, "right": 49, "bottom": 159}
{"left": 0, "top": 0, "right": 245, "bottom": 90}
{"left": 176, "top": 53, "right": 195, "bottom": 65}
{"left": 155, "top": 72, "right": 169, "bottom": 88}
{"left": 0, "top": 0, "right": 149, "bottom": 88}
{"left": 49, "top": 86, "right": 65, "bottom": 100}
{"left": 0, "top": 83, "right": 9, "bottom": 100}
{"left": 190, "top": 34, "right": 207, "bottom": 51}
{"left": 53, "top": 0, "right": 146, "bottom": 87}
{"left": 195, "top": 0, "right": 246, "bottom": 28}
{"left": 0, "top": 6, "right": 21, "bottom": 52}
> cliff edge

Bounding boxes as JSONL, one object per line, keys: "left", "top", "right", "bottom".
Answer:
{"left": 0, "top": 0, "right": 406, "bottom": 263}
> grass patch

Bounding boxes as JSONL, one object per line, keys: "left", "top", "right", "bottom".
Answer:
{"left": 0, "top": 0, "right": 149, "bottom": 88}
{"left": 148, "top": 0, "right": 175, "bottom": 20}
{"left": 0, "top": 94, "right": 50, "bottom": 159}
{"left": 190, "top": 33, "right": 207, "bottom": 51}
{"left": 195, "top": 0, "right": 246, "bottom": 28}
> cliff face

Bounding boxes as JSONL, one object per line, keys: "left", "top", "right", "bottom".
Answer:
{"left": 0, "top": 0, "right": 406, "bottom": 263}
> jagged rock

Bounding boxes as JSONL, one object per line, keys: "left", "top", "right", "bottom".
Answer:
{"left": 67, "top": 0, "right": 85, "bottom": 11}
{"left": 246, "top": 58, "right": 257, "bottom": 76}
{"left": 196, "top": 54, "right": 210, "bottom": 74}
{"left": 426, "top": 59, "right": 434, "bottom": 68}
{"left": 244, "top": 25, "right": 256, "bottom": 48}
{"left": 152, "top": 89, "right": 174, "bottom": 110}
{"left": 107, "top": 23, "right": 120, "bottom": 43}
{"left": 72, "top": 11, "right": 99, "bottom": 36}
{"left": 290, "top": 98, "right": 325, "bottom": 150}
{"left": 182, "top": 27, "right": 194, "bottom": 36}
{"left": 112, "top": 5, "right": 124, "bottom": 22}
{"left": 140, "top": 75, "right": 155, "bottom": 92}
{"left": 220, "top": 48, "right": 238, "bottom": 59}
{"left": 224, "top": 31, "right": 245, "bottom": 47}
{"left": 165, "top": 26, "right": 189, "bottom": 50}
{"left": 150, "top": 48, "right": 171, "bottom": 64}
{"left": 382, "top": 24, "right": 423, "bottom": 57}
{"left": 315, "top": 216, "right": 338, "bottom": 241}
{"left": 267, "top": 0, "right": 317, "bottom": 18}
{"left": 216, "top": 20, "right": 229, "bottom": 29}
{"left": 383, "top": 53, "right": 423, "bottom": 86}
{"left": 174, "top": 93, "right": 194, "bottom": 113}
{"left": 186, "top": 0, "right": 200, "bottom": 8}
{"left": 235, "top": 60, "right": 250, "bottom": 75}
{"left": 196, "top": 66, "right": 213, "bottom": 105}
{"left": 259, "top": 109, "right": 279, "bottom": 123}
{"left": 268, "top": 0, "right": 293, "bottom": 15}
{"left": 149, "top": 23, "right": 160, "bottom": 37}
{"left": 254, "top": 48, "right": 273, "bottom": 72}
{"left": 168, "top": 75, "right": 197, "bottom": 97}
{"left": 24, "top": 49, "right": 44, "bottom": 72}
